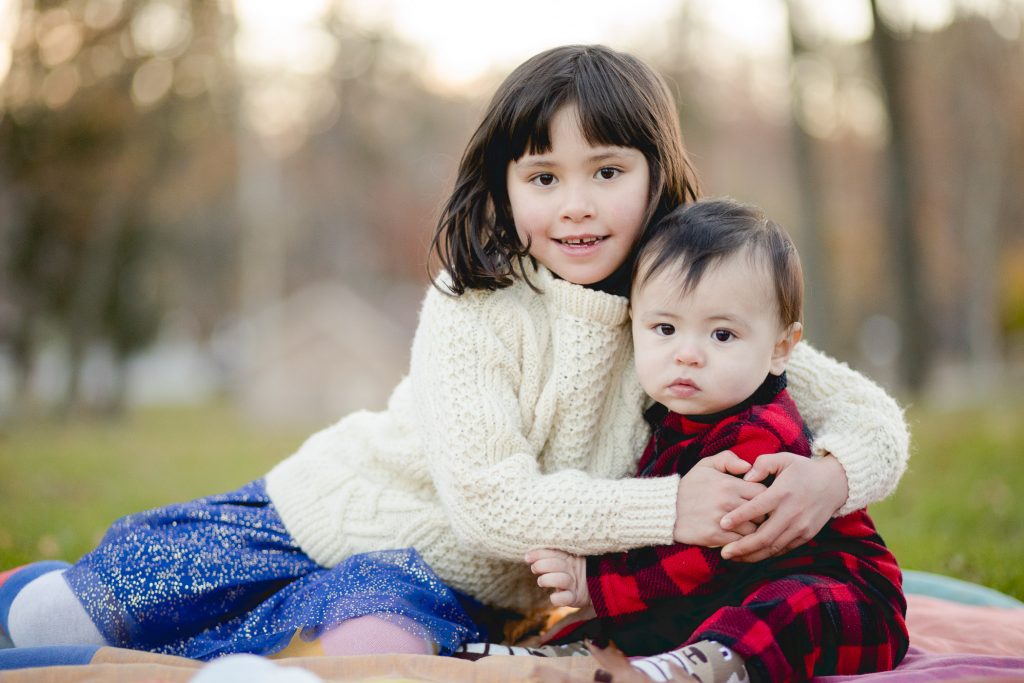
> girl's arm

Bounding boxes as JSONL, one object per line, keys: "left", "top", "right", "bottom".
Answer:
{"left": 531, "top": 416, "right": 809, "bottom": 615}
{"left": 718, "top": 342, "right": 910, "bottom": 562}
{"left": 784, "top": 342, "right": 909, "bottom": 513}
{"left": 410, "top": 285, "right": 680, "bottom": 562}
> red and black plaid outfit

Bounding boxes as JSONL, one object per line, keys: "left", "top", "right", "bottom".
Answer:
{"left": 547, "top": 373, "right": 908, "bottom": 682}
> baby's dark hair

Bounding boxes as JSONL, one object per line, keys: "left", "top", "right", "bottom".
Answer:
{"left": 633, "top": 198, "right": 804, "bottom": 327}
{"left": 430, "top": 44, "right": 701, "bottom": 294}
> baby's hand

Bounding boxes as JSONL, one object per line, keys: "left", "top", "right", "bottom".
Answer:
{"left": 674, "top": 451, "right": 765, "bottom": 547}
{"left": 525, "top": 548, "right": 590, "bottom": 608}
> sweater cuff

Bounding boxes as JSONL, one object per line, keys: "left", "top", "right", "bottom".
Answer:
{"left": 605, "top": 475, "right": 679, "bottom": 548}
{"left": 811, "top": 431, "right": 888, "bottom": 516}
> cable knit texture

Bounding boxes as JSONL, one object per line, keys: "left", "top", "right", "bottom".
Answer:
{"left": 786, "top": 344, "right": 910, "bottom": 515}
{"left": 265, "top": 265, "right": 908, "bottom": 613}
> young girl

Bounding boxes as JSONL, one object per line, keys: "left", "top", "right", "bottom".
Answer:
{"left": 0, "top": 45, "right": 908, "bottom": 661}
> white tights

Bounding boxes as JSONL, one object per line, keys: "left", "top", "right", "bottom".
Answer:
{"left": 6, "top": 570, "right": 106, "bottom": 647}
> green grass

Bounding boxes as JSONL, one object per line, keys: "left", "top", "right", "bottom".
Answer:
{"left": 870, "top": 400, "right": 1024, "bottom": 600}
{"left": 0, "top": 403, "right": 307, "bottom": 567}
{"left": 1, "top": 399, "right": 1022, "bottom": 600}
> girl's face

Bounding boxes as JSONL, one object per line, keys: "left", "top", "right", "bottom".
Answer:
{"left": 506, "top": 106, "right": 650, "bottom": 286}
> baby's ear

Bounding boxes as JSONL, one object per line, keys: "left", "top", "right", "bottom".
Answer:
{"left": 770, "top": 322, "right": 803, "bottom": 375}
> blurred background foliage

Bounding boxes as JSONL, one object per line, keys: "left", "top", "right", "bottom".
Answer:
{"left": 0, "top": 0, "right": 1022, "bottom": 594}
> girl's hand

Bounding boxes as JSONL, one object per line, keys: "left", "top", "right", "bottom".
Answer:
{"left": 719, "top": 453, "right": 848, "bottom": 562}
{"left": 673, "top": 451, "right": 766, "bottom": 547}
{"left": 526, "top": 548, "right": 590, "bottom": 608}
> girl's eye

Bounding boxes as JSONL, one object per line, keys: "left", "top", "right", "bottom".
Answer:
{"left": 531, "top": 173, "right": 556, "bottom": 187}
{"left": 596, "top": 167, "right": 620, "bottom": 180}
{"left": 712, "top": 329, "right": 735, "bottom": 343}
{"left": 654, "top": 323, "right": 675, "bottom": 337}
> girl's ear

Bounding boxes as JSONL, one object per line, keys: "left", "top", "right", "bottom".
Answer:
{"left": 769, "top": 322, "right": 803, "bottom": 375}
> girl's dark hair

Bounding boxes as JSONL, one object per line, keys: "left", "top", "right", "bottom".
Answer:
{"left": 633, "top": 198, "right": 804, "bottom": 327}
{"left": 430, "top": 44, "right": 701, "bottom": 294}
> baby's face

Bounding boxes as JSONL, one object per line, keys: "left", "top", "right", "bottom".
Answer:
{"left": 631, "top": 252, "right": 796, "bottom": 416}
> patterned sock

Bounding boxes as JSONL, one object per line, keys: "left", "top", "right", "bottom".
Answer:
{"left": 454, "top": 640, "right": 591, "bottom": 660}
{"left": 630, "top": 640, "right": 748, "bottom": 683}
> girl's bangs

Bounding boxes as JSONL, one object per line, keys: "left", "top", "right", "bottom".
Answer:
{"left": 506, "top": 80, "right": 653, "bottom": 160}
{"left": 574, "top": 87, "right": 651, "bottom": 152}
{"left": 507, "top": 94, "right": 566, "bottom": 159}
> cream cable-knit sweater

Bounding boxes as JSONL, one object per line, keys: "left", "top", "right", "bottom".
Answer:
{"left": 265, "top": 266, "right": 909, "bottom": 614}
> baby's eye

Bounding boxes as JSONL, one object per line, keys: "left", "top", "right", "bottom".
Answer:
{"left": 596, "top": 167, "right": 620, "bottom": 180}
{"left": 712, "top": 329, "right": 735, "bottom": 342}
{"left": 531, "top": 173, "right": 556, "bottom": 186}
{"left": 654, "top": 323, "right": 675, "bottom": 337}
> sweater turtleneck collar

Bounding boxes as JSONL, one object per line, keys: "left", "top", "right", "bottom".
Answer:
{"left": 517, "top": 256, "right": 633, "bottom": 299}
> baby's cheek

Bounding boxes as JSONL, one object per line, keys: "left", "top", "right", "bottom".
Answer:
{"left": 632, "top": 354, "right": 660, "bottom": 396}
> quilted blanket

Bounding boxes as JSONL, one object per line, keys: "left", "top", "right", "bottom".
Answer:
{"left": 2, "top": 593, "right": 1023, "bottom": 682}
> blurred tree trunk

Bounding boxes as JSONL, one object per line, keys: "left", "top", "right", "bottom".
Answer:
{"left": 1, "top": 0, "right": 238, "bottom": 418}
{"left": 784, "top": 0, "right": 834, "bottom": 353}
{"left": 60, "top": 193, "right": 122, "bottom": 416}
{"left": 869, "top": 0, "right": 930, "bottom": 393}
{"left": 950, "top": 19, "right": 1009, "bottom": 389}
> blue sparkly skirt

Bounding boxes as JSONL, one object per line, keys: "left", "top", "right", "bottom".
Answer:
{"left": 63, "top": 480, "right": 483, "bottom": 659}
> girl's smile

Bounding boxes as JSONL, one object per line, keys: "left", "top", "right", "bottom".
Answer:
{"left": 506, "top": 105, "right": 650, "bottom": 286}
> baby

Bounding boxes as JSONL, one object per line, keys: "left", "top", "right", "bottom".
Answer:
{"left": 528, "top": 198, "right": 908, "bottom": 683}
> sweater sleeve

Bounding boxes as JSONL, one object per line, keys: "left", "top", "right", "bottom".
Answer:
{"left": 785, "top": 343, "right": 910, "bottom": 515}
{"left": 410, "top": 285, "right": 679, "bottom": 562}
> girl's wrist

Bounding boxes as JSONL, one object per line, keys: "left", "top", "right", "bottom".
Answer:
{"left": 817, "top": 452, "right": 850, "bottom": 514}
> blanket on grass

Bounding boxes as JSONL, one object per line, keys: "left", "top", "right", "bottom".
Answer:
{"left": 2, "top": 589, "right": 1023, "bottom": 682}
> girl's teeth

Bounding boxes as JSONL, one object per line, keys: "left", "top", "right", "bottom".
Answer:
{"left": 561, "top": 237, "right": 600, "bottom": 245}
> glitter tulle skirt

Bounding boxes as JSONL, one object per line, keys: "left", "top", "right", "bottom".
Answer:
{"left": 63, "top": 480, "right": 482, "bottom": 659}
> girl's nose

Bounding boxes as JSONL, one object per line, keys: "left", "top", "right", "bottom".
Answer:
{"left": 560, "top": 183, "right": 595, "bottom": 222}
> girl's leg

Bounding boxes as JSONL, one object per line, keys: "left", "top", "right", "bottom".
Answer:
{"left": 4, "top": 497, "right": 481, "bottom": 659}
{"left": 3, "top": 566, "right": 105, "bottom": 647}
{"left": 251, "top": 549, "right": 482, "bottom": 659}
{"left": 319, "top": 614, "right": 433, "bottom": 655}
{"left": 3, "top": 480, "right": 317, "bottom": 656}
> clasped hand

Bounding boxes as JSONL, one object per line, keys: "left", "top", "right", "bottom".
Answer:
{"left": 683, "top": 450, "right": 848, "bottom": 562}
